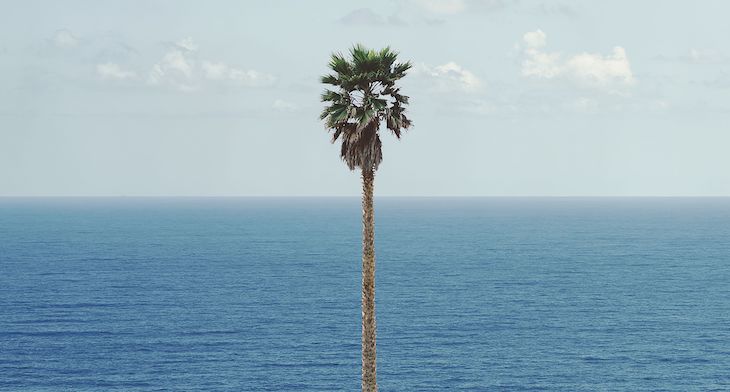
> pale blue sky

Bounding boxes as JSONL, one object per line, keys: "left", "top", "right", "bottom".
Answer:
{"left": 2, "top": 0, "right": 730, "bottom": 196}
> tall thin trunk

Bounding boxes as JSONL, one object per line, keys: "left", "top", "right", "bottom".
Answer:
{"left": 361, "top": 168, "right": 377, "bottom": 392}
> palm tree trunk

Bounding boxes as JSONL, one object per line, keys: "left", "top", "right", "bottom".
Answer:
{"left": 361, "top": 168, "right": 377, "bottom": 392}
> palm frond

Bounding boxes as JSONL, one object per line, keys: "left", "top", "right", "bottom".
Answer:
{"left": 320, "top": 74, "right": 340, "bottom": 86}
{"left": 328, "top": 53, "right": 352, "bottom": 76}
{"left": 321, "top": 89, "right": 345, "bottom": 103}
{"left": 391, "top": 61, "right": 412, "bottom": 79}
{"left": 320, "top": 44, "right": 412, "bottom": 171}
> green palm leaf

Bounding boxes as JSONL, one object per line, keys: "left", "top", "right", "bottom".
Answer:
{"left": 320, "top": 44, "right": 412, "bottom": 171}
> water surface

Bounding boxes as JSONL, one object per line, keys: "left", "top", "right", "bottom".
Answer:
{"left": 1, "top": 197, "right": 729, "bottom": 391}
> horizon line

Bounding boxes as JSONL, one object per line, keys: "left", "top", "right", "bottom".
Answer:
{"left": 2, "top": 195, "right": 730, "bottom": 198}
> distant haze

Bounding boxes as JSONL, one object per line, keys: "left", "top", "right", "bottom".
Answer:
{"left": 2, "top": 0, "right": 730, "bottom": 196}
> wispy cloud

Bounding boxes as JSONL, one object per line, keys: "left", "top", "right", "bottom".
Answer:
{"left": 532, "top": 2, "right": 578, "bottom": 17}
{"left": 95, "top": 37, "right": 275, "bottom": 92}
{"left": 412, "top": 61, "right": 481, "bottom": 92}
{"left": 96, "top": 63, "right": 137, "bottom": 80}
{"left": 411, "top": 0, "right": 470, "bottom": 15}
{"left": 656, "top": 48, "right": 730, "bottom": 65}
{"left": 408, "top": 0, "right": 576, "bottom": 16}
{"left": 53, "top": 29, "right": 79, "bottom": 48}
{"left": 175, "top": 37, "right": 198, "bottom": 52}
{"left": 338, "top": 8, "right": 407, "bottom": 26}
{"left": 519, "top": 29, "right": 635, "bottom": 93}
{"left": 272, "top": 99, "right": 300, "bottom": 112}
{"left": 202, "top": 61, "right": 276, "bottom": 86}
{"left": 147, "top": 43, "right": 197, "bottom": 91}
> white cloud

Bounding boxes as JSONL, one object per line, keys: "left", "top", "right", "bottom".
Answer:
{"left": 408, "top": 0, "right": 510, "bottom": 16}
{"left": 163, "top": 50, "right": 194, "bottom": 78}
{"left": 522, "top": 49, "right": 562, "bottom": 78}
{"left": 201, "top": 61, "right": 228, "bottom": 80}
{"left": 272, "top": 99, "right": 299, "bottom": 112}
{"left": 229, "top": 68, "right": 275, "bottom": 86}
{"left": 533, "top": 2, "right": 578, "bottom": 17}
{"left": 523, "top": 29, "right": 546, "bottom": 49}
{"left": 565, "top": 47, "right": 634, "bottom": 88}
{"left": 147, "top": 47, "right": 197, "bottom": 91}
{"left": 413, "top": 61, "right": 481, "bottom": 92}
{"left": 175, "top": 37, "right": 198, "bottom": 52}
{"left": 338, "top": 8, "right": 407, "bottom": 26}
{"left": 147, "top": 64, "right": 165, "bottom": 85}
{"left": 85, "top": 37, "right": 276, "bottom": 92}
{"left": 407, "top": 0, "right": 575, "bottom": 18}
{"left": 413, "top": 0, "right": 467, "bottom": 14}
{"left": 144, "top": 38, "right": 202, "bottom": 91}
{"left": 53, "top": 30, "right": 78, "bottom": 48}
{"left": 96, "top": 63, "right": 137, "bottom": 80}
{"left": 520, "top": 30, "right": 635, "bottom": 93}
{"left": 202, "top": 61, "right": 276, "bottom": 87}
{"left": 568, "top": 97, "right": 599, "bottom": 113}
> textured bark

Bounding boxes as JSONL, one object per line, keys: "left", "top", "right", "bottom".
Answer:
{"left": 361, "top": 168, "right": 377, "bottom": 392}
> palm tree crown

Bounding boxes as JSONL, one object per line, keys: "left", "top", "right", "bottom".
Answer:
{"left": 320, "top": 44, "right": 412, "bottom": 171}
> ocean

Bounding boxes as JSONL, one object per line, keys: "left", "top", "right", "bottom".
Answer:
{"left": 1, "top": 197, "right": 729, "bottom": 391}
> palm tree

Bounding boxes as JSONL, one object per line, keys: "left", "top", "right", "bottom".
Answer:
{"left": 320, "top": 44, "right": 412, "bottom": 392}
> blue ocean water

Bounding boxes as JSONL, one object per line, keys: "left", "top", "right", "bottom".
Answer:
{"left": 1, "top": 197, "right": 730, "bottom": 391}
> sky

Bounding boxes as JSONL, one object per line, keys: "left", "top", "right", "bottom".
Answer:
{"left": 1, "top": 0, "right": 730, "bottom": 196}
